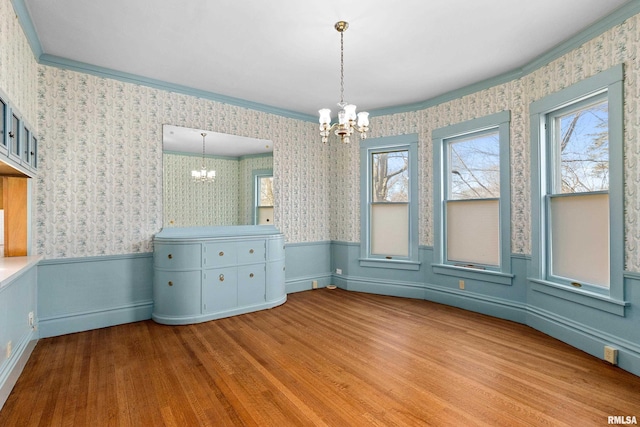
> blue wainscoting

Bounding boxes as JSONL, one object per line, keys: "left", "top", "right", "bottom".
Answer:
{"left": 0, "top": 262, "right": 38, "bottom": 409}
{"left": 284, "top": 241, "right": 332, "bottom": 293}
{"left": 38, "top": 254, "right": 154, "bottom": 338}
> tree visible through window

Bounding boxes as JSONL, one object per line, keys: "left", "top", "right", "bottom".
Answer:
{"left": 554, "top": 99, "right": 608, "bottom": 194}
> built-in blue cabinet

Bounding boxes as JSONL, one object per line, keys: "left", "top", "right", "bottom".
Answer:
{"left": 0, "top": 90, "right": 37, "bottom": 176}
{"left": 152, "top": 226, "right": 286, "bottom": 325}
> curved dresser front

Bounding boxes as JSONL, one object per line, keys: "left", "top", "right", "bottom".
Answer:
{"left": 152, "top": 225, "right": 286, "bottom": 325}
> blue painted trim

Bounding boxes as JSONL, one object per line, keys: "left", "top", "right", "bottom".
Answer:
{"left": 432, "top": 111, "right": 512, "bottom": 279}
{"left": 359, "top": 258, "right": 421, "bottom": 271}
{"left": 359, "top": 134, "right": 419, "bottom": 269}
{"left": 340, "top": 274, "right": 427, "bottom": 300}
{"left": 0, "top": 330, "right": 37, "bottom": 410}
{"left": 9, "top": 0, "right": 42, "bottom": 59}
{"left": 39, "top": 54, "right": 317, "bottom": 123}
{"left": 369, "top": 1, "right": 640, "bottom": 117}
{"left": 38, "top": 301, "right": 153, "bottom": 338}
{"left": 12, "top": 0, "right": 640, "bottom": 122}
{"left": 529, "top": 279, "right": 628, "bottom": 316}
{"left": 529, "top": 64, "right": 624, "bottom": 302}
{"left": 286, "top": 274, "right": 333, "bottom": 293}
{"left": 38, "top": 252, "right": 152, "bottom": 265}
{"left": 286, "top": 240, "right": 332, "bottom": 248}
{"left": 422, "top": 282, "right": 527, "bottom": 324}
{"left": 432, "top": 264, "right": 513, "bottom": 286}
{"left": 527, "top": 306, "right": 640, "bottom": 376}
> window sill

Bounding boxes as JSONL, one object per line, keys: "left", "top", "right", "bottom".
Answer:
{"left": 529, "top": 278, "right": 629, "bottom": 316}
{"left": 433, "top": 263, "right": 513, "bottom": 285}
{"left": 359, "top": 258, "right": 421, "bottom": 271}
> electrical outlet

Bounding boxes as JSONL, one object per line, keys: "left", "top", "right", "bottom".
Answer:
{"left": 604, "top": 346, "right": 618, "bottom": 365}
{"left": 459, "top": 280, "right": 465, "bottom": 290}
{"left": 312, "top": 280, "right": 318, "bottom": 289}
{"left": 6, "top": 341, "right": 12, "bottom": 359}
{"left": 28, "top": 311, "right": 34, "bottom": 327}
{"left": 336, "top": 268, "right": 342, "bottom": 275}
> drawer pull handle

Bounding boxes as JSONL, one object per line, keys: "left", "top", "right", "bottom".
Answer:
{"left": 249, "top": 273, "right": 254, "bottom": 278}
{"left": 219, "top": 274, "right": 224, "bottom": 282}
{"left": 219, "top": 251, "right": 224, "bottom": 256}
{"left": 167, "top": 254, "right": 173, "bottom": 259}
{"left": 168, "top": 281, "right": 173, "bottom": 286}
{"left": 249, "top": 249, "right": 254, "bottom": 254}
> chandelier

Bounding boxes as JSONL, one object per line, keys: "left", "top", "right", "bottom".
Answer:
{"left": 191, "top": 132, "right": 216, "bottom": 183}
{"left": 319, "top": 21, "right": 369, "bottom": 144}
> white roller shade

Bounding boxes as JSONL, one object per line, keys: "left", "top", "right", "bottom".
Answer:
{"left": 446, "top": 199, "right": 499, "bottom": 266}
{"left": 550, "top": 193, "right": 609, "bottom": 287}
{"left": 371, "top": 203, "right": 409, "bottom": 257}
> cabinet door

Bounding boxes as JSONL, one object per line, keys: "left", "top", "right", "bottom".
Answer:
{"left": 237, "top": 264, "right": 265, "bottom": 306}
{"left": 203, "top": 267, "right": 237, "bottom": 312}
{"left": 237, "top": 240, "right": 265, "bottom": 265}
{"left": 155, "top": 243, "right": 201, "bottom": 269}
{"left": 203, "top": 242, "right": 237, "bottom": 268}
{"left": 153, "top": 270, "right": 201, "bottom": 317}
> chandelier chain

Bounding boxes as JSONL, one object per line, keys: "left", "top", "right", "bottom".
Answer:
{"left": 340, "top": 30, "right": 344, "bottom": 104}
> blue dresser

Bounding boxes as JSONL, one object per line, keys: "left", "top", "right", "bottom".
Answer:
{"left": 152, "top": 226, "right": 286, "bottom": 325}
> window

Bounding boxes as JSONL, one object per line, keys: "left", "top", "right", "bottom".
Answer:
{"left": 433, "top": 111, "right": 512, "bottom": 284}
{"left": 530, "top": 64, "right": 626, "bottom": 314}
{"left": 360, "top": 134, "right": 419, "bottom": 270}
{"left": 254, "top": 171, "right": 273, "bottom": 225}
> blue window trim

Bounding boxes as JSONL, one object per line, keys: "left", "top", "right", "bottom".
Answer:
{"left": 359, "top": 134, "right": 420, "bottom": 270}
{"left": 252, "top": 169, "right": 273, "bottom": 225}
{"left": 529, "top": 63, "right": 628, "bottom": 315}
{"left": 432, "top": 111, "right": 512, "bottom": 285}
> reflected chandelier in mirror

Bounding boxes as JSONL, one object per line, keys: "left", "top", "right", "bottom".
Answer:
{"left": 162, "top": 125, "right": 273, "bottom": 227}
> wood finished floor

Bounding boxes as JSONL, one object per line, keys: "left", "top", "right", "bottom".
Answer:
{"left": 1, "top": 289, "right": 639, "bottom": 426}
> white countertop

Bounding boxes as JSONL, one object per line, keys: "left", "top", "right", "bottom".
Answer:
{"left": 0, "top": 255, "right": 41, "bottom": 289}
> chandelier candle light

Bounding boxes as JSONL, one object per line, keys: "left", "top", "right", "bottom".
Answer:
{"left": 191, "top": 132, "right": 216, "bottom": 182}
{"left": 319, "top": 21, "right": 369, "bottom": 143}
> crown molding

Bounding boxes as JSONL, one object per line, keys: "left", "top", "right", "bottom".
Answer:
{"left": 11, "top": 0, "right": 640, "bottom": 122}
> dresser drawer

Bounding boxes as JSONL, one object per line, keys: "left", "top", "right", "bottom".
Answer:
{"left": 154, "top": 243, "right": 201, "bottom": 270}
{"left": 237, "top": 240, "right": 265, "bottom": 265}
{"left": 203, "top": 242, "right": 237, "bottom": 268}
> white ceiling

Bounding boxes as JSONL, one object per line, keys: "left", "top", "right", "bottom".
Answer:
{"left": 162, "top": 124, "right": 272, "bottom": 157}
{"left": 24, "top": 0, "right": 631, "bottom": 118}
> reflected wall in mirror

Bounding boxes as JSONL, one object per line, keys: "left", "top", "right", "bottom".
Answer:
{"left": 162, "top": 125, "right": 273, "bottom": 227}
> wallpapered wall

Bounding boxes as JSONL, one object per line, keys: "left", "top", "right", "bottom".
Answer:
{"left": 163, "top": 153, "right": 273, "bottom": 227}
{"left": 330, "top": 12, "right": 640, "bottom": 271}
{"left": 6, "top": 0, "right": 640, "bottom": 272}
{"left": 35, "top": 67, "right": 326, "bottom": 259}
{"left": 0, "top": 0, "right": 37, "bottom": 132}
{"left": 163, "top": 154, "right": 241, "bottom": 227}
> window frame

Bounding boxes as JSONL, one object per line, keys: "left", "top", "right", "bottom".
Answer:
{"left": 360, "top": 134, "right": 419, "bottom": 270}
{"left": 252, "top": 169, "right": 273, "bottom": 225}
{"left": 529, "top": 64, "right": 627, "bottom": 315}
{"left": 432, "top": 111, "right": 513, "bottom": 285}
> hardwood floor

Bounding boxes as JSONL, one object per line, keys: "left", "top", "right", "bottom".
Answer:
{"left": 1, "top": 289, "right": 639, "bottom": 426}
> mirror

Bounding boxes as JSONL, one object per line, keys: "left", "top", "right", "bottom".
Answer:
{"left": 162, "top": 125, "right": 273, "bottom": 227}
